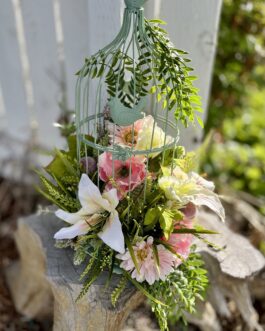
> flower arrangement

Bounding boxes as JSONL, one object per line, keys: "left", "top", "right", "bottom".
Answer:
{"left": 37, "top": 113, "right": 224, "bottom": 330}
{"left": 36, "top": 5, "right": 225, "bottom": 329}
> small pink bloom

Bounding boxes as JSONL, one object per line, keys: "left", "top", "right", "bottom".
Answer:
{"left": 117, "top": 237, "right": 176, "bottom": 285}
{"left": 80, "top": 157, "right": 97, "bottom": 175}
{"left": 181, "top": 202, "right": 197, "bottom": 220}
{"left": 163, "top": 218, "right": 193, "bottom": 267}
{"left": 108, "top": 118, "right": 144, "bottom": 147}
{"left": 98, "top": 152, "right": 146, "bottom": 199}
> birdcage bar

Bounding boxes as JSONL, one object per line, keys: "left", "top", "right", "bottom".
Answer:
{"left": 75, "top": 0, "right": 180, "bottom": 213}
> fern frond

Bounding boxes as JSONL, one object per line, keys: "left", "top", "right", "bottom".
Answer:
{"left": 76, "top": 271, "right": 100, "bottom": 301}
{"left": 39, "top": 175, "right": 80, "bottom": 211}
{"left": 111, "top": 275, "right": 127, "bottom": 307}
{"left": 61, "top": 175, "right": 80, "bottom": 185}
{"left": 79, "top": 247, "right": 100, "bottom": 280}
{"left": 35, "top": 186, "right": 66, "bottom": 211}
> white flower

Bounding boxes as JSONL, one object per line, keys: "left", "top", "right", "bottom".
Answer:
{"left": 54, "top": 174, "right": 125, "bottom": 254}
{"left": 159, "top": 166, "right": 225, "bottom": 222}
{"left": 136, "top": 115, "right": 174, "bottom": 158}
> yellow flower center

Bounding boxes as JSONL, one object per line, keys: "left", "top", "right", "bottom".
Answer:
{"left": 137, "top": 249, "right": 148, "bottom": 262}
{"left": 124, "top": 130, "right": 138, "bottom": 144}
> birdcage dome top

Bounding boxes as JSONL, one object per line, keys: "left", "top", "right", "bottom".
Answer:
{"left": 75, "top": 0, "right": 202, "bottom": 164}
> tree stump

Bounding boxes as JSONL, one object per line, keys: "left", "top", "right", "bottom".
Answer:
{"left": 5, "top": 211, "right": 143, "bottom": 331}
{"left": 5, "top": 210, "right": 265, "bottom": 331}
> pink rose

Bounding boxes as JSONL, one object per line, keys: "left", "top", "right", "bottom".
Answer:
{"left": 98, "top": 152, "right": 146, "bottom": 199}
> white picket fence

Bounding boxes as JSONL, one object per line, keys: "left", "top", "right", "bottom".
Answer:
{"left": 0, "top": 0, "right": 222, "bottom": 168}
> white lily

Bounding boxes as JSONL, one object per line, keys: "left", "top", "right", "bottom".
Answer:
{"left": 54, "top": 174, "right": 125, "bottom": 254}
{"left": 159, "top": 166, "right": 225, "bottom": 222}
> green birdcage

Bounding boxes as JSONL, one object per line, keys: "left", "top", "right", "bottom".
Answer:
{"left": 75, "top": 0, "right": 202, "bottom": 202}
{"left": 36, "top": 2, "right": 223, "bottom": 326}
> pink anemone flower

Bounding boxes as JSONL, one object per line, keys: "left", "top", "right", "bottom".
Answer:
{"left": 98, "top": 152, "right": 146, "bottom": 199}
{"left": 108, "top": 118, "right": 144, "bottom": 147}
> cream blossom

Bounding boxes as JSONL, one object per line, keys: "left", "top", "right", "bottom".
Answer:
{"left": 136, "top": 115, "right": 174, "bottom": 157}
{"left": 54, "top": 174, "right": 125, "bottom": 254}
{"left": 117, "top": 237, "right": 176, "bottom": 285}
{"left": 159, "top": 166, "right": 225, "bottom": 221}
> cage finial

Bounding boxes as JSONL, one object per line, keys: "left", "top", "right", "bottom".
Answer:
{"left": 125, "top": 0, "right": 146, "bottom": 10}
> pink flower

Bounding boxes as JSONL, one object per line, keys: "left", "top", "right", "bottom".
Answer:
{"left": 181, "top": 202, "right": 197, "bottom": 220}
{"left": 163, "top": 218, "right": 193, "bottom": 267}
{"left": 98, "top": 152, "right": 146, "bottom": 199}
{"left": 117, "top": 237, "right": 176, "bottom": 285}
{"left": 108, "top": 118, "right": 144, "bottom": 147}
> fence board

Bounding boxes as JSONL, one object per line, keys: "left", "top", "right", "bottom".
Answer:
{"left": 0, "top": 0, "right": 30, "bottom": 140}
{"left": 20, "top": 0, "right": 63, "bottom": 150}
{"left": 145, "top": 0, "right": 222, "bottom": 150}
{"left": 87, "top": 0, "right": 124, "bottom": 55}
{"left": 58, "top": 0, "right": 89, "bottom": 111}
{"left": 58, "top": 0, "right": 124, "bottom": 116}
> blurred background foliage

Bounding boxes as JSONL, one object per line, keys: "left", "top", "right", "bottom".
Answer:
{"left": 202, "top": 0, "right": 265, "bottom": 215}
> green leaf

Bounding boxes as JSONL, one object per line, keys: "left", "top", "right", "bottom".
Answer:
{"left": 150, "top": 86, "right": 157, "bottom": 94}
{"left": 92, "top": 66, "right": 98, "bottom": 78}
{"left": 55, "top": 149, "right": 77, "bottom": 176}
{"left": 196, "top": 116, "right": 204, "bottom": 128}
{"left": 34, "top": 185, "right": 66, "bottom": 210}
{"left": 152, "top": 244, "right": 160, "bottom": 268}
{"left": 124, "top": 236, "right": 140, "bottom": 274}
{"left": 159, "top": 209, "right": 175, "bottom": 240}
{"left": 148, "top": 19, "right": 167, "bottom": 25}
{"left": 144, "top": 208, "right": 159, "bottom": 226}
{"left": 173, "top": 227, "right": 219, "bottom": 235}
{"left": 97, "top": 63, "right": 105, "bottom": 77}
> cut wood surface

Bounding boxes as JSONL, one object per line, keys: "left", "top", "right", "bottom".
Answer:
{"left": 196, "top": 211, "right": 265, "bottom": 278}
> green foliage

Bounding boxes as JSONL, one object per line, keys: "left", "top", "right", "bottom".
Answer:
{"left": 77, "top": 243, "right": 113, "bottom": 301}
{"left": 203, "top": 0, "right": 265, "bottom": 213}
{"left": 37, "top": 173, "right": 80, "bottom": 212}
{"left": 111, "top": 275, "right": 128, "bottom": 307}
{"left": 77, "top": 20, "right": 202, "bottom": 127}
{"left": 145, "top": 20, "right": 203, "bottom": 127}
{"left": 73, "top": 235, "right": 98, "bottom": 266}
{"left": 36, "top": 135, "right": 95, "bottom": 211}
{"left": 144, "top": 207, "right": 183, "bottom": 239}
{"left": 146, "top": 252, "right": 208, "bottom": 331}
{"left": 206, "top": 0, "right": 265, "bottom": 130}
{"left": 175, "top": 151, "right": 197, "bottom": 173}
